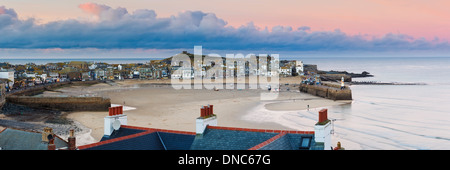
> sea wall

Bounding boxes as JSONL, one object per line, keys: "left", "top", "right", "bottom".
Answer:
{"left": 5, "top": 80, "right": 110, "bottom": 111}
{"left": 8, "top": 81, "right": 100, "bottom": 96}
{"left": 0, "top": 84, "right": 5, "bottom": 109}
{"left": 299, "top": 83, "right": 352, "bottom": 100}
{"left": 6, "top": 96, "right": 110, "bottom": 111}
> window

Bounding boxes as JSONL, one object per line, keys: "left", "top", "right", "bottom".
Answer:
{"left": 299, "top": 136, "right": 312, "bottom": 150}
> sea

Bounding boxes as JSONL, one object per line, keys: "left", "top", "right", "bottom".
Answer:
{"left": 2, "top": 56, "right": 450, "bottom": 149}
{"left": 300, "top": 56, "right": 450, "bottom": 150}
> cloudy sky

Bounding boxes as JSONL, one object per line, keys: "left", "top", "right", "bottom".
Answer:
{"left": 1, "top": 0, "right": 450, "bottom": 58}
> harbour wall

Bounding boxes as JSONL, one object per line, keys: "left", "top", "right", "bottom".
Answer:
{"left": 7, "top": 81, "right": 100, "bottom": 96}
{"left": 6, "top": 96, "right": 110, "bottom": 111}
{"left": 0, "top": 84, "right": 5, "bottom": 109}
{"left": 5, "top": 80, "right": 110, "bottom": 111}
{"left": 299, "top": 83, "right": 352, "bottom": 100}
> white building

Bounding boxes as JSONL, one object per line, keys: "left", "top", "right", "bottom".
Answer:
{"left": 0, "top": 71, "right": 14, "bottom": 82}
{"left": 0, "top": 71, "right": 14, "bottom": 88}
{"left": 89, "top": 64, "right": 97, "bottom": 70}
{"left": 296, "top": 60, "right": 304, "bottom": 74}
{"left": 279, "top": 66, "right": 291, "bottom": 76}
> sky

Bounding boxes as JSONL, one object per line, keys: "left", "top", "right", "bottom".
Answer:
{"left": 1, "top": 0, "right": 450, "bottom": 58}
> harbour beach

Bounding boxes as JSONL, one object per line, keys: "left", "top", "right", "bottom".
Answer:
{"left": 63, "top": 77, "right": 350, "bottom": 145}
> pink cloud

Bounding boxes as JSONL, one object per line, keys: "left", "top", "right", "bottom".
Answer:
{"left": 78, "top": 3, "right": 111, "bottom": 16}
{"left": 0, "top": 5, "right": 18, "bottom": 17}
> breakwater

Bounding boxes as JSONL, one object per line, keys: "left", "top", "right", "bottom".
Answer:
{"left": 5, "top": 81, "right": 110, "bottom": 111}
{"left": 299, "top": 82, "right": 352, "bottom": 100}
{"left": 350, "top": 81, "right": 427, "bottom": 85}
{"left": 0, "top": 84, "right": 5, "bottom": 109}
{"left": 7, "top": 81, "right": 100, "bottom": 96}
{"left": 6, "top": 96, "right": 110, "bottom": 111}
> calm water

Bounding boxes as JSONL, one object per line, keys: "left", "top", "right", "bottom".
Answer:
{"left": 302, "top": 57, "right": 450, "bottom": 149}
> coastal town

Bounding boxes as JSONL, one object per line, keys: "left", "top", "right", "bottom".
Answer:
{"left": 0, "top": 51, "right": 368, "bottom": 151}
{"left": 0, "top": 51, "right": 314, "bottom": 93}
{"left": 0, "top": 51, "right": 374, "bottom": 94}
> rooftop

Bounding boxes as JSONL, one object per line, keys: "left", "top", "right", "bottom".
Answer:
{"left": 77, "top": 105, "right": 329, "bottom": 150}
{"left": 78, "top": 125, "right": 317, "bottom": 150}
{"left": 78, "top": 125, "right": 195, "bottom": 150}
{"left": 0, "top": 128, "right": 68, "bottom": 150}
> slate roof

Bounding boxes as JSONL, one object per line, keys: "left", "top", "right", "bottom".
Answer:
{"left": 190, "top": 128, "right": 277, "bottom": 150}
{"left": 78, "top": 125, "right": 319, "bottom": 150}
{"left": 0, "top": 128, "right": 68, "bottom": 150}
{"left": 100, "top": 127, "right": 146, "bottom": 141}
{"left": 78, "top": 125, "right": 196, "bottom": 150}
{"left": 194, "top": 126, "right": 317, "bottom": 150}
{"left": 258, "top": 133, "right": 316, "bottom": 150}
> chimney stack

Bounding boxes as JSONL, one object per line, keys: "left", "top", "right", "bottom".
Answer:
{"left": 314, "top": 109, "right": 332, "bottom": 150}
{"left": 42, "top": 127, "right": 53, "bottom": 142}
{"left": 47, "top": 137, "right": 56, "bottom": 150}
{"left": 200, "top": 105, "right": 214, "bottom": 118}
{"left": 104, "top": 106, "right": 127, "bottom": 137}
{"left": 318, "top": 109, "right": 328, "bottom": 124}
{"left": 196, "top": 104, "right": 217, "bottom": 134}
{"left": 68, "top": 129, "right": 76, "bottom": 150}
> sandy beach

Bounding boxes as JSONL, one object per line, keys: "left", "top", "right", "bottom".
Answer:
{"left": 61, "top": 77, "right": 350, "bottom": 145}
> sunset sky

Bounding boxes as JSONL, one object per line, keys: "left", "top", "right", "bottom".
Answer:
{"left": 1, "top": 0, "right": 450, "bottom": 58}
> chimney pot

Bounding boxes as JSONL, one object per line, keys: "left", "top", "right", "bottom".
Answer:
{"left": 47, "top": 135, "right": 55, "bottom": 150}
{"left": 201, "top": 107, "right": 206, "bottom": 117}
{"left": 210, "top": 105, "right": 214, "bottom": 115}
{"left": 318, "top": 109, "right": 328, "bottom": 123}
{"left": 109, "top": 107, "right": 113, "bottom": 116}
{"left": 69, "top": 129, "right": 74, "bottom": 137}
{"left": 68, "top": 129, "right": 76, "bottom": 150}
{"left": 42, "top": 127, "right": 53, "bottom": 142}
{"left": 207, "top": 104, "right": 211, "bottom": 116}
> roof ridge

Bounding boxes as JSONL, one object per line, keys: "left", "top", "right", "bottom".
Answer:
{"left": 156, "top": 132, "right": 167, "bottom": 150}
{"left": 77, "top": 130, "right": 156, "bottom": 150}
{"left": 121, "top": 125, "right": 195, "bottom": 135}
{"left": 0, "top": 127, "right": 7, "bottom": 134}
{"left": 248, "top": 132, "right": 288, "bottom": 150}
{"left": 1, "top": 127, "right": 43, "bottom": 134}
{"left": 207, "top": 125, "right": 314, "bottom": 134}
{"left": 0, "top": 127, "right": 68, "bottom": 144}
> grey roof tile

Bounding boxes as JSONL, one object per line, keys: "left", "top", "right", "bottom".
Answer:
{"left": 190, "top": 128, "right": 277, "bottom": 150}
{"left": 0, "top": 128, "right": 68, "bottom": 150}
